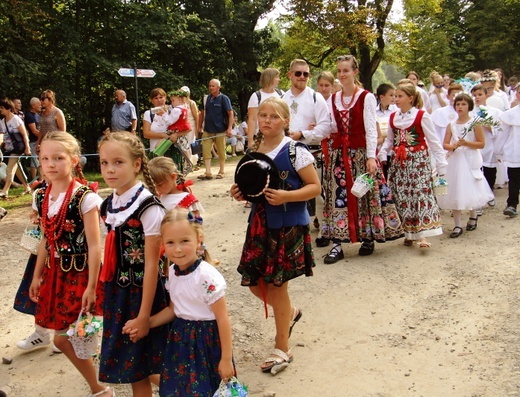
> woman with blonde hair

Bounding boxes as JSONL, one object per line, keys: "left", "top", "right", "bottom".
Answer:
{"left": 246, "top": 68, "right": 284, "bottom": 147}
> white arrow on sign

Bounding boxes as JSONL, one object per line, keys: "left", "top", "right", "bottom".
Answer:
{"left": 118, "top": 68, "right": 135, "bottom": 77}
{"left": 117, "top": 68, "right": 156, "bottom": 78}
{"left": 136, "top": 69, "right": 156, "bottom": 78}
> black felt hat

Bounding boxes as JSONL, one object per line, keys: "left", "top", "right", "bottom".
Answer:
{"left": 234, "top": 152, "right": 280, "bottom": 203}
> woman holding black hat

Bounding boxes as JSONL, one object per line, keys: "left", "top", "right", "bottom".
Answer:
{"left": 231, "top": 97, "right": 320, "bottom": 374}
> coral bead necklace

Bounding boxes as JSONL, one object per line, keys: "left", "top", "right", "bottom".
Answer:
{"left": 41, "top": 180, "right": 75, "bottom": 266}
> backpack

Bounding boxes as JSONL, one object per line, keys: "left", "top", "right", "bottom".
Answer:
{"left": 255, "top": 88, "right": 284, "bottom": 105}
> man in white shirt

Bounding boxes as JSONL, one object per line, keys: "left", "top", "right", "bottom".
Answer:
{"left": 283, "top": 59, "right": 331, "bottom": 145}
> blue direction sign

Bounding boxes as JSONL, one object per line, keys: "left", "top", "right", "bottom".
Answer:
{"left": 118, "top": 68, "right": 135, "bottom": 77}
{"left": 118, "top": 68, "right": 156, "bottom": 78}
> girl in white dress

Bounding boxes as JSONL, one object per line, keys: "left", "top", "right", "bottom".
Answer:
{"left": 436, "top": 94, "right": 494, "bottom": 238}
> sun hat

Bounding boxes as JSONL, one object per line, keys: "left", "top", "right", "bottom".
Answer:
{"left": 234, "top": 152, "right": 280, "bottom": 203}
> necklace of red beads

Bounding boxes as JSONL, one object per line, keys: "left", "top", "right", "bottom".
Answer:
{"left": 41, "top": 180, "right": 75, "bottom": 266}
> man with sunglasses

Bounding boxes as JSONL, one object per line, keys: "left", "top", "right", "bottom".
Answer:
{"left": 283, "top": 59, "right": 331, "bottom": 145}
{"left": 283, "top": 59, "right": 331, "bottom": 243}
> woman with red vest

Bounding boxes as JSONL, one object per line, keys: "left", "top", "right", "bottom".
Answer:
{"left": 320, "top": 55, "right": 403, "bottom": 264}
{"left": 378, "top": 81, "right": 447, "bottom": 248}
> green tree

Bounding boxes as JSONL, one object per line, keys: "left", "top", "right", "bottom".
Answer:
{"left": 282, "top": 0, "right": 396, "bottom": 91}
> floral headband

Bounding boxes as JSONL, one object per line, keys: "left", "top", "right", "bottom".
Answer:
{"left": 169, "top": 89, "right": 189, "bottom": 98}
{"left": 480, "top": 71, "right": 497, "bottom": 82}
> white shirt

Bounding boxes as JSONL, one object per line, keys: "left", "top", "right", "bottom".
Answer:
{"left": 496, "top": 105, "right": 520, "bottom": 167}
{"left": 329, "top": 89, "right": 378, "bottom": 159}
{"left": 247, "top": 90, "right": 284, "bottom": 135}
{"left": 104, "top": 182, "right": 164, "bottom": 235}
{"left": 379, "top": 108, "right": 448, "bottom": 175}
{"left": 430, "top": 105, "right": 458, "bottom": 143}
{"left": 166, "top": 260, "right": 226, "bottom": 321}
{"left": 471, "top": 106, "right": 502, "bottom": 167}
{"left": 143, "top": 110, "right": 174, "bottom": 150}
{"left": 283, "top": 86, "right": 331, "bottom": 145}
{"left": 428, "top": 88, "right": 448, "bottom": 112}
{"left": 266, "top": 136, "right": 315, "bottom": 171}
{"left": 159, "top": 192, "right": 205, "bottom": 213}
{"left": 32, "top": 185, "right": 102, "bottom": 216}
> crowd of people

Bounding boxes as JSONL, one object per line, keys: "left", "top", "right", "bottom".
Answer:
{"left": 1, "top": 61, "right": 519, "bottom": 396}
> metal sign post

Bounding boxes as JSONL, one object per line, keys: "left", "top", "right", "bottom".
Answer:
{"left": 118, "top": 66, "right": 156, "bottom": 136}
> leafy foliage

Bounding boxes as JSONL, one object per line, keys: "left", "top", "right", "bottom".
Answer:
{"left": 0, "top": 0, "right": 278, "bottom": 161}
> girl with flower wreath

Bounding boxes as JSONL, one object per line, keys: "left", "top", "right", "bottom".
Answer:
{"left": 98, "top": 132, "right": 169, "bottom": 397}
{"left": 378, "top": 81, "right": 447, "bottom": 248}
{"left": 125, "top": 208, "right": 235, "bottom": 396}
{"left": 28, "top": 131, "right": 109, "bottom": 396}
{"left": 321, "top": 55, "right": 403, "bottom": 264}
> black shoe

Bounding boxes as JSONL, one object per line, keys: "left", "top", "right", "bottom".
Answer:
{"left": 313, "top": 217, "right": 320, "bottom": 229}
{"left": 358, "top": 241, "right": 374, "bottom": 256}
{"left": 449, "top": 226, "right": 463, "bottom": 238}
{"left": 466, "top": 217, "right": 478, "bottom": 231}
{"left": 324, "top": 246, "right": 344, "bottom": 264}
{"left": 315, "top": 236, "right": 330, "bottom": 247}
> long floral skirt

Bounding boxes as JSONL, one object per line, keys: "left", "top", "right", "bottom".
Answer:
{"left": 99, "top": 277, "right": 169, "bottom": 383}
{"left": 160, "top": 318, "right": 226, "bottom": 397}
{"left": 388, "top": 150, "right": 443, "bottom": 239}
{"left": 237, "top": 203, "right": 315, "bottom": 287}
{"left": 320, "top": 146, "right": 403, "bottom": 243}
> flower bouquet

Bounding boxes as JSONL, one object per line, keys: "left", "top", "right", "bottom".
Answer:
{"left": 213, "top": 377, "right": 248, "bottom": 397}
{"left": 454, "top": 106, "right": 501, "bottom": 151}
{"left": 66, "top": 311, "right": 102, "bottom": 359}
{"left": 433, "top": 176, "right": 448, "bottom": 196}
{"left": 20, "top": 223, "right": 42, "bottom": 255}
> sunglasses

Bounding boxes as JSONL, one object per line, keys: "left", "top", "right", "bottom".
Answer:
{"left": 293, "top": 71, "right": 310, "bottom": 78}
{"left": 337, "top": 55, "right": 354, "bottom": 61}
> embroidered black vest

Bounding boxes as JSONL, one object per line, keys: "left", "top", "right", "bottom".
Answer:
{"left": 36, "top": 185, "right": 91, "bottom": 272}
{"left": 101, "top": 195, "right": 163, "bottom": 288}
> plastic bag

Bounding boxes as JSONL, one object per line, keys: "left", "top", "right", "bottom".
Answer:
{"left": 213, "top": 376, "right": 248, "bottom": 397}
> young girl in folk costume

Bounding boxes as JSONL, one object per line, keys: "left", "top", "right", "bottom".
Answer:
{"left": 378, "top": 82, "right": 448, "bottom": 248}
{"left": 125, "top": 209, "right": 234, "bottom": 396}
{"left": 98, "top": 132, "right": 169, "bottom": 397}
{"left": 149, "top": 156, "right": 204, "bottom": 217}
{"left": 230, "top": 97, "right": 321, "bottom": 373}
{"left": 28, "top": 131, "right": 108, "bottom": 396}
{"left": 321, "top": 55, "right": 403, "bottom": 264}
{"left": 436, "top": 94, "right": 494, "bottom": 237}
{"left": 14, "top": 177, "right": 61, "bottom": 353}
{"left": 376, "top": 83, "right": 397, "bottom": 178}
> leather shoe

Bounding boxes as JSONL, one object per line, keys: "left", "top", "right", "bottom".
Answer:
{"left": 324, "top": 247, "right": 344, "bottom": 264}
{"left": 466, "top": 217, "right": 478, "bottom": 231}
{"left": 315, "top": 236, "right": 330, "bottom": 247}
{"left": 449, "top": 226, "right": 463, "bottom": 238}
{"left": 358, "top": 241, "right": 374, "bottom": 256}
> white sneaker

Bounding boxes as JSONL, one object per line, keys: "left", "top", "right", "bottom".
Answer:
{"left": 476, "top": 207, "right": 483, "bottom": 216}
{"left": 488, "top": 199, "right": 496, "bottom": 207}
{"left": 17, "top": 330, "right": 51, "bottom": 350}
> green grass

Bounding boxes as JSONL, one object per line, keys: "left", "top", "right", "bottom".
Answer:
{"left": 0, "top": 156, "right": 243, "bottom": 212}
{"left": 0, "top": 172, "right": 108, "bottom": 211}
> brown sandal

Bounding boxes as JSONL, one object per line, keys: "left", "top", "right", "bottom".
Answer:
{"left": 197, "top": 174, "right": 213, "bottom": 180}
{"left": 216, "top": 173, "right": 224, "bottom": 179}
